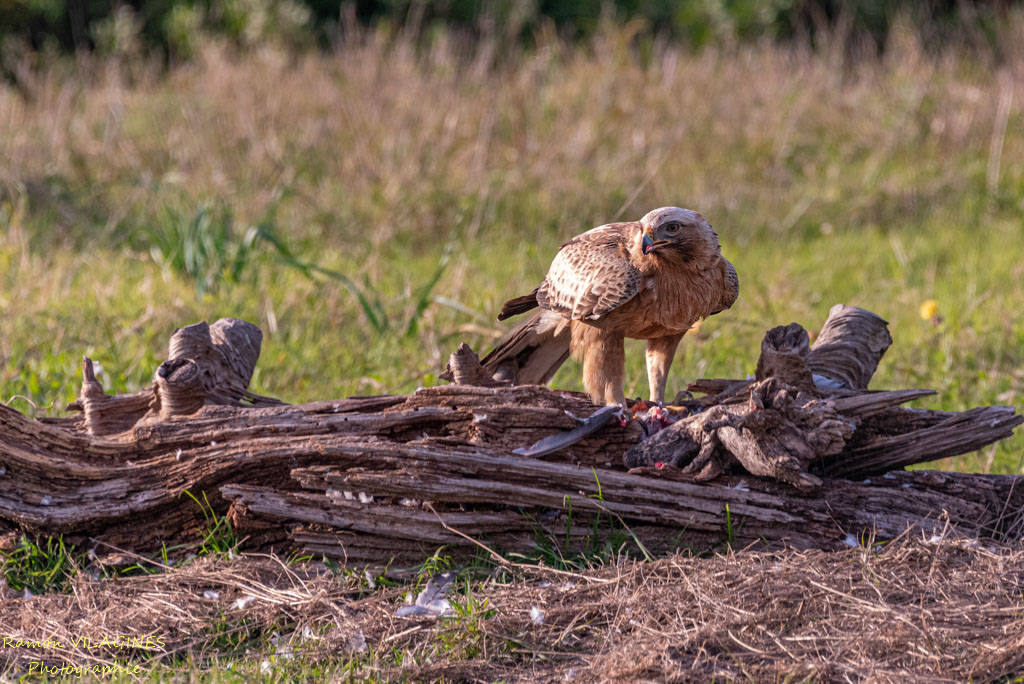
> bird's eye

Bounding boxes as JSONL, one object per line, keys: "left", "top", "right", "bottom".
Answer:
{"left": 664, "top": 222, "right": 682, "bottom": 234}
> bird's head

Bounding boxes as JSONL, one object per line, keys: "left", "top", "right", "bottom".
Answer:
{"left": 638, "top": 206, "right": 719, "bottom": 261}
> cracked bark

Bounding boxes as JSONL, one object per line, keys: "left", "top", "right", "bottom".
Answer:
{"left": 0, "top": 309, "right": 1019, "bottom": 569}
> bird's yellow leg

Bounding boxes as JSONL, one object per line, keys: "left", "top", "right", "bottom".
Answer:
{"left": 645, "top": 333, "right": 685, "bottom": 404}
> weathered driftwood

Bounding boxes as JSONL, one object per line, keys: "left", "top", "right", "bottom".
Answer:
{"left": 754, "top": 323, "right": 817, "bottom": 391}
{"left": 686, "top": 305, "right": 892, "bottom": 395}
{"left": 808, "top": 304, "right": 893, "bottom": 390}
{"left": 443, "top": 343, "right": 503, "bottom": 387}
{"left": 76, "top": 359, "right": 153, "bottom": 436}
{"left": 626, "top": 306, "right": 1020, "bottom": 487}
{"left": 0, "top": 308, "right": 1021, "bottom": 569}
{"left": 224, "top": 446, "right": 1024, "bottom": 564}
{"left": 68, "top": 319, "right": 282, "bottom": 436}
{"left": 0, "top": 383, "right": 640, "bottom": 545}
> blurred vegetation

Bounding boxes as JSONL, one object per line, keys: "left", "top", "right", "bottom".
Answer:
{"left": 0, "top": 0, "right": 1018, "bottom": 66}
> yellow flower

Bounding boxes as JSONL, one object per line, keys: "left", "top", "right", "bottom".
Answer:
{"left": 920, "top": 299, "right": 938, "bottom": 320}
{"left": 688, "top": 319, "right": 702, "bottom": 335}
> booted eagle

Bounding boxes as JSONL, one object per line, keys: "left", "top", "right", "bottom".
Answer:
{"left": 481, "top": 207, "right": 738, "bottom": 406}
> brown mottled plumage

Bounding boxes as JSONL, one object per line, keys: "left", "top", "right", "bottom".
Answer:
{"left": 481, "top": 207, "right": 738, "bottom": 405}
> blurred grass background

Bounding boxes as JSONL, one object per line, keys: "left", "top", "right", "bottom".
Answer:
{"left": 0, "top": 4, "right": 1022, "bottom": 472}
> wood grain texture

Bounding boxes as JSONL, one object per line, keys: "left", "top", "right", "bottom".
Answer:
{"left": 0, "top": 309, "right": 1020, "bottom": 567}
{"left": 809, "top": 305, "right": 893, "bottom": 390}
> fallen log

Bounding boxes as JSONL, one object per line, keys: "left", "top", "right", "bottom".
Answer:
{"left": 0, "top": 307, "right": 1020, "bottom": 570}
{"left": 224, "top": 448, "right": 1024, "bottom": 564}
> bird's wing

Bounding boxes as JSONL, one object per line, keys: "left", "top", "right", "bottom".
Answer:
{"left": 536, "top": 223, "right": 642, "bottom": 321}
{"left": 709, "top": 256, "right": 739, "bottom": 316}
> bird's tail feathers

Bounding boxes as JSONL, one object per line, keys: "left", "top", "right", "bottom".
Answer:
{"left": 497, "top": 290, "right": 540, "bottom": 321}
{"left": 481, "top": 310, "right": 570, "bottom": 385}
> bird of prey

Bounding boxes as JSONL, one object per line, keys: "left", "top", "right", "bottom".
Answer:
{"left": 480, "top": 207, "right": 738, "bottom": 406}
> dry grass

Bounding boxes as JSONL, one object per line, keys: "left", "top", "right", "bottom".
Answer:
{"left": 2, "top": 531, "right": 1023, "bottom": 681}
{"left": 4, "top": 22, "right": 1024, "bottom": 250}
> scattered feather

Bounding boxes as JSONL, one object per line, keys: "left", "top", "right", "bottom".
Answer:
{"left": 349, "top": 630, "right": 368, "bottom": 653}
{"left": 396, "top": 572, "right": 456, "bottom": 618}
{"left": 232, "top": 595, "right": 256, "bottom": 610}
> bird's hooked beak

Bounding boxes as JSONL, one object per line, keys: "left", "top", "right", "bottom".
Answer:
{"left": 642, "top": 227, "right": 668, "bottom": 255}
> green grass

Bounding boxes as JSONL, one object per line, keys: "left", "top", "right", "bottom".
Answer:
{"left": 181, "top": 490, "right": 242, "bottom": 557}
{"left": 0, "top": 24, "right": 1022, "bottom": 482}
{"left": 0, "top": 534, "right": 84, "bottom": 595}
{"left": 432, "top": 579, "right": 502, "bottom": 662}
{"left": 0, "top": 491, "right": 240, "bottom": 596}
